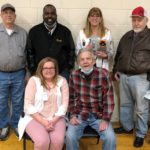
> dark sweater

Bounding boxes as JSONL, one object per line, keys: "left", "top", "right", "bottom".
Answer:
{"left": 27, "top": 22, "right": 75, "bottom": 74}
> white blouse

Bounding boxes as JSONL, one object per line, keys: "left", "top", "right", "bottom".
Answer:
{"left": 76, "top": 29, "right": 114, "bottom": 71}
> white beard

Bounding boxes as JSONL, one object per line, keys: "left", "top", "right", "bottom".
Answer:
{"left": 133, "top": 28, "right": 144, "bottom": 33}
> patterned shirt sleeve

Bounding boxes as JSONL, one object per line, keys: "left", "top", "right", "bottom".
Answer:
{"left": 68, "top": 72, "right": 79, "bottom": 116}
{"left": 101, "top": 69, "right": 115, "bottom": 121}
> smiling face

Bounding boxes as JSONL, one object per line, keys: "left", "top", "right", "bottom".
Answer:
{"left": 87, "top": 7, "right": 103, "bottom": 27}
{"left": 88, "top": 14, "right": 101, "bottom": 27}
{"left": 1, "top": 8, "right": 16, "bottom": 27}
{"left": 132, "top": 16, "right": 148, "bottom": 33}
{"left": 42, "top": 61, "right": 56, "bottom": 80}
{"left": 78, "top": 50, "right": 95, "bottom": 71}
{"left": 43, "top": 5, "right": 57, "bottom": 26}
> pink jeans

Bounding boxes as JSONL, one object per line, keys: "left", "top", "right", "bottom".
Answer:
{"left": 25, "top": 118, "right": 66, "bottom": 150}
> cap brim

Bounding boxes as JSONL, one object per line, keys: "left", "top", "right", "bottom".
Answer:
{"left": 1, "top": 7, "right": 15, "bottom": 12}
{"left": 130, "top": 15, "right": 144, "bottom": 17}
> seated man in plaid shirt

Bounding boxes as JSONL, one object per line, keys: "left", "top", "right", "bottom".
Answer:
{"left": 66, "top": 49, "right": 116, "bottom": 150}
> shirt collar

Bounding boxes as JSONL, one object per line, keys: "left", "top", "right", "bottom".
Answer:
{"left": 129, "top": 26, "right": 148, "bottom": 38}
{"left": 79, "top": 67, "right": 97, "bottom": 79}
{"left": 44, "top": 22, "right": 57, "bottom": 35}
{"left": 0, "top": 23, "right": 18, "bottom": 34}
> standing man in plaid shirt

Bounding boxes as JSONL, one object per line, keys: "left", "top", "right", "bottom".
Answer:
{"left": 66, "top": 49, "right": 116, "bottom": 150}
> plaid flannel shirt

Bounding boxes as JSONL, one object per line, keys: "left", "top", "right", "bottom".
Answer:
{"left": 68, "top": 67, "right": 114, "bottom": 121}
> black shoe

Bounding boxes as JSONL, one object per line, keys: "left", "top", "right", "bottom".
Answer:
{"left": 0, "top": 127, "right": 9, "bottom": 141}
{"left": 114, "top": 126, "right": 133, "bottom": 134}
{"left": 133, "top": 137, "right": 144, "bottom": 147}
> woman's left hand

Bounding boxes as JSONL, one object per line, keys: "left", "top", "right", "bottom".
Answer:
{"left": 47, "top": 122, "right": 54, "bottom": 131}
{"left": 48, "top": 116, "right": 60, "bottom": 129}
{"left": 49, "top": 119, "right": 56, "bottom": 127}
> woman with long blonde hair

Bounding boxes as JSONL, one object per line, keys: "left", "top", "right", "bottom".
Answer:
{"left": 76, "top": 7, "right": 114, "bottom": 71}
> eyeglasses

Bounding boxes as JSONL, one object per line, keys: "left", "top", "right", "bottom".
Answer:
{"left": 42, "top": 67, "right": 55, "bottom": 71}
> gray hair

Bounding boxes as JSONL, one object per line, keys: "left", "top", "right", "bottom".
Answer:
{"left": 77, "top": 48, "right": 96, "bottom": 62}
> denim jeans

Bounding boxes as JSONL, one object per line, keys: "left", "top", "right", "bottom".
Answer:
{"left": 0, "top": 69, "right": 25, "bottom": 129}
{"left": 119, "top": 73, "right": 149, "bottom": 138}
{"left": 66, "top": 113, "right": 116, "bottom": 150}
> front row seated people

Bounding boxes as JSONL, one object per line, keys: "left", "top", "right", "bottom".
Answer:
{"left": 18, "top": 57, "right": 69, "bottom": 150}
{"left": 18, "top": 50, "right": 116, "bottom": 150}
{"left": 65, "top": 49, "right": 116, "bottom": 150}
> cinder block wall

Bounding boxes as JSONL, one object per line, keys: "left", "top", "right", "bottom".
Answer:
{"left": 0, "top": 0, "right": 150, "bottom": 121}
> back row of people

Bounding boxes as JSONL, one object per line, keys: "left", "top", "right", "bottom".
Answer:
{"left": 0, "top": 2, "right": 149, "bottom": 150}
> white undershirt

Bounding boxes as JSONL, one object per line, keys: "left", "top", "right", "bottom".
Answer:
{"left": 6, "top": 28, "right": 13, "bottom": 35}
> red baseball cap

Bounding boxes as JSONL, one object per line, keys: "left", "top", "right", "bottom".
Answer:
{"left": 131, "top": 6, "right": 147, "bottom": 17}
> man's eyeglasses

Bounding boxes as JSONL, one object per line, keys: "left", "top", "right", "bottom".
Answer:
{"left": 42, "top": 67, "right": 55, "bottom": 71}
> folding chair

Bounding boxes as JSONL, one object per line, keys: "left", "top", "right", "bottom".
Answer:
{"left": 21, "top": 112, "right": 33, "bottom": 150}
{"left": 23, "top": 132, "right": 33, "bottom": 150}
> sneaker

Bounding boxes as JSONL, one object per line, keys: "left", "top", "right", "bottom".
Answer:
{"left": 0, "top": 127, "right": 9, "bottom": 141}
{"left": 114, "top": 126, "right": 133, "bottom": 134}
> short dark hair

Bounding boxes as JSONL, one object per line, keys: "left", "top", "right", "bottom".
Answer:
{"left": 43, "top": 4, "right": 56, "bottom": 13}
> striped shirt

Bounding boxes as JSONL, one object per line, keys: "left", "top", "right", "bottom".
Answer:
{"left": 68, "top": 67, "right": 114, "bottom": 121}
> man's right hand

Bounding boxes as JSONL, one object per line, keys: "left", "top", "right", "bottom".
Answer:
{"left": 114, "top": 72, "right": 120, "bottom": 81}
{"left": 70, "top": 116, "right": 81, "bottom": 125}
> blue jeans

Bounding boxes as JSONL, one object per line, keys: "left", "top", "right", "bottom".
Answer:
{"left": 66, "top": 113, "right": 116, "bottom": 150}
{"left": 119, "top": 73, "right": 149, "bottom": 138}
{"left": 0, "top": 69, "right": 25, "bottom": 129}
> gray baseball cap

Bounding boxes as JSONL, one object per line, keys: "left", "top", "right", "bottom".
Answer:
{"left": 1, "top": 3, "right": 15, "bottom": 12}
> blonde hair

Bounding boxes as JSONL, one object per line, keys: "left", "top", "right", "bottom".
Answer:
{"left": 35, "top": 57, "right": 59, "bottom": 89}
{"left": 84, "top": 7, "right": 106, "bottom": 38}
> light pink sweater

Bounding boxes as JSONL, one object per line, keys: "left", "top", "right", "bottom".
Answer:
{"left": 24, "top": 76, "right": 69, "bottom": 120}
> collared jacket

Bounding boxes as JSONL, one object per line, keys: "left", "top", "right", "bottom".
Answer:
{"left": 27, "top": 22, "right": 75, "bottom": 74}
{"left": 113, "top": 27, "right": 150, "bottom": 74}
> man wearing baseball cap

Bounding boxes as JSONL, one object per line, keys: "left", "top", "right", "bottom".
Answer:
{"left": 0, "top": 3, "right": 27, "bottom": 141}
{"left": 113, "top": 6, "right": 150, "bottom": 147}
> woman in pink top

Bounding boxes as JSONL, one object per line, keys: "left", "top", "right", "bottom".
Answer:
{"left": 18, "top": 57, "right": 69, "bottom": 150}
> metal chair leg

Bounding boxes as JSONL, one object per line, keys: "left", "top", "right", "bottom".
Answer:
{"left": 23, "top": 137, "right": 26, "bottom": 150}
